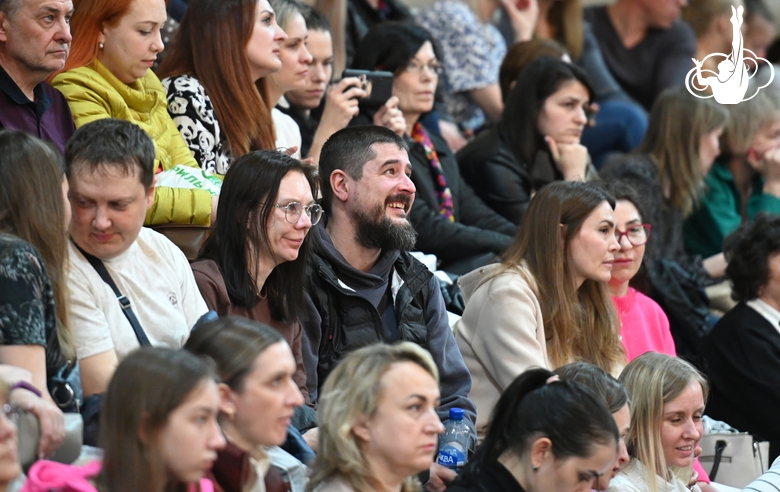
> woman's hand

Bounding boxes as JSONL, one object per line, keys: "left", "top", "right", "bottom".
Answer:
{"left": 320, "top": 77, "right": 367, "bottom": 132}
{"left": 501, "top": 0, "right": 539, "bottom": 42}
{"left": 302, "top": 427, "right": 319, "bottom": 453}
{"left": 757, "top": 146, "right": 780, "bottom": 197}
{"left": 373, "top": 96, "right": 407, "bottom": 136}
{"left": 546, "top": 136, "right": 588, "bottom": 181}
{"left": 11, "top": 388, "right": 65, "bottom": 458}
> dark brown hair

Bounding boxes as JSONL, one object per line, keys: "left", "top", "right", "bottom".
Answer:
{"left": 98, "top": 348, "right": 219, "bottom": 492}
{"left": 198, "top": 151, "right": 317, "bottom": 322}
{"left": 184, "top": 316, "right": 284, "bottom": 392}
{"left": 499, "top": 39, "right": 567, "bottom": 101}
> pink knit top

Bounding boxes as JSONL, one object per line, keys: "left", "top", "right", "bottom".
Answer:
{"left": 612, "top": 287, "right": 676, "bottom": 361}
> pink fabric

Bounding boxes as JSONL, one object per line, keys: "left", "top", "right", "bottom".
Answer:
{"left": 21, "top": 460, "right": 101, "bottom": 492}
{"left": 612, "top": 288, "right": 676, "bottom": 361}
{"left": 191, "top": 478, "right": 215, "bottom": 492}
{"left": 21, "top": 460, "right": 215, "bottom": 491}
{"left": 693, "top": 457, "right": 711, "bottom": 484}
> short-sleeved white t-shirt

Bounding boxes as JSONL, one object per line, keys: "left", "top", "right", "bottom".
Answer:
{"left": 67, "top": 227, "right": 208, "bottom": 361}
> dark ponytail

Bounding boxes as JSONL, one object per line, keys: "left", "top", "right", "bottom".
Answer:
{"left": 556, "top": 362, "right": 629, "bottom": 414}
{"left": 478, "top": 368, "right": 618, "bottom": 465}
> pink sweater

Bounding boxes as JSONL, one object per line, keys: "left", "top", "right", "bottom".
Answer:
{"left": 612, "top": 288, "right": 676, "bottom": 361}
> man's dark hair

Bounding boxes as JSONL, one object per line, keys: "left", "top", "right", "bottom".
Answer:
{"left": 303, "top": 5, "right": 330, "bottom": 32}
{"left": 724, "top": 213, "right": 780, "bottom": 302}
{"left": 65, "top": 118, "right": 155, "bottom": 188}
{"left": 318, "top": 125, "right": 408, "bottom": 215}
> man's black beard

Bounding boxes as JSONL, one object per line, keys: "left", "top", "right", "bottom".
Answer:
{"left": 354, "top": 203, "right": 418, "bottom": 251}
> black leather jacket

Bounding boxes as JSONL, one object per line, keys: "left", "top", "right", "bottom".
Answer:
{"left": 457, "top": 127, "right": 562, "bottom": 225}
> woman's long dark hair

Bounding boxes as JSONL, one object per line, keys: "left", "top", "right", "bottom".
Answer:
{"left": 501, "top": 57, "right": 593, "bottom": 171}
{"left": 350, "top": 21, "right": 444, "bottom": 120}
{"left": 198, "top": 151, "right": 318, "bottom": 322}
{"left": 472, "top": 368, "right": 617, "bottom": 470}
{"left": 351, "top": 22, "right": 442, "bottom": 74}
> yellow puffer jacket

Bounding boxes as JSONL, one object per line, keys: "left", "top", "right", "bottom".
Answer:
{"left": 52, "top": 59, "right": 212, "bottom": 226}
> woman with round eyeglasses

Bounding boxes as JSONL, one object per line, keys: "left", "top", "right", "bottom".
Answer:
{"left": 603, "top": 181, "right": 676, "bottom": 362}
{"left": 191, "top": 150, "right": 319, "bottom": 432}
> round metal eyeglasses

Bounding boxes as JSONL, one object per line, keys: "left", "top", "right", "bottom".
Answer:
{"left": 275, "top": 202, "right": 323, "bottom": 225}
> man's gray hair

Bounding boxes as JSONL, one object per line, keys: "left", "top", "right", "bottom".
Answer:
{"left": 0, "top": 0, "right": 23, "bottom": 18}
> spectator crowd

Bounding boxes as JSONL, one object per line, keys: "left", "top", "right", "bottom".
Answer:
{"left": 3, "top": 0, "right": 780, "bottom": 489}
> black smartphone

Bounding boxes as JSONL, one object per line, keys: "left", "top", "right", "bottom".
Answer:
{"left": 341, "top": 69, "right": 394, "bottom": 108}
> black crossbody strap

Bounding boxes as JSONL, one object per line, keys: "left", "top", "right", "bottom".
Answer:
{"left": 72, "top": 240, "right": 152, "bottom": 347}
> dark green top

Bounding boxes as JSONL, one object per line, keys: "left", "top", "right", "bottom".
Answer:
{"left": 684, "top": 160, "right": 780, "bottom": 258}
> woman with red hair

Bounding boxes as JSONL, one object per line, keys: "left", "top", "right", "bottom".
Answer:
{"left": 157, "top": 0, "right": 288, "bottom": 174}
{"left": 51, "top": 0, "right": 218, "bottom": 226}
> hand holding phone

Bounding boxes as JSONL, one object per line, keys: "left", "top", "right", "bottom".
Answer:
{"left": 341, "top": 69, "right": 394, "bottom": 108}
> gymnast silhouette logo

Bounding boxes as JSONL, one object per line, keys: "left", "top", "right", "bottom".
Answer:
{"left": 685, "top": 5, "right": 774, "bottom": 104}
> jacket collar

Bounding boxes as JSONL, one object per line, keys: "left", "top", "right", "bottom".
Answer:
{"left": 90, "top": 58, "right": 160, "bottom": 114}
{"left": 0, "top": 64, "right": 51, "bottom": 113}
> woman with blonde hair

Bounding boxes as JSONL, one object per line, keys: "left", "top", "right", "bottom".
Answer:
{"left": 607, "top": 352, "right": 709, "bottom": 492}
{"left": 455, "top": 181, "right": 625, "bottom": 437}
{"left": 684, "top": 86, "right": 780, "bottom": 259}
{"left": 308, "top": 342, "right": 444, "bottom": 492}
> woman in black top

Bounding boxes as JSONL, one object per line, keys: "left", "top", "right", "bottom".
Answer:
{"left": 447, "top": 367, "right": 618, "bottom": 492}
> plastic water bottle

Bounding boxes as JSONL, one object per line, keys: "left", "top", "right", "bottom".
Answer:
{"left": 437, "top": 408, "right": 470, "bottom": 471}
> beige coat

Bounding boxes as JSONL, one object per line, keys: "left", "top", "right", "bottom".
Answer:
{"left": 454, "top": 263, "right": 550, "bottom": 438}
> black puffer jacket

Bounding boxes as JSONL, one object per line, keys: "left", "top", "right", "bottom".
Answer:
{"left": 456, "top": 127, "right": 563, "bottom": 225}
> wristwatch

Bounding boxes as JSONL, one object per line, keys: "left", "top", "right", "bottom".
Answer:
{"left": 10, "top": 381, "right": 42, "bottom": 398}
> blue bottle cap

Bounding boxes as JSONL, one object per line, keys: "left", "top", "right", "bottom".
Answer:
{"left": 449, "top": 408, "right": 464, "bottom": 420}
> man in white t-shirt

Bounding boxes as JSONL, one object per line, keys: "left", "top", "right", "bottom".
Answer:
{"left": 64, "top": 118, "right": 208, "bottom": 396}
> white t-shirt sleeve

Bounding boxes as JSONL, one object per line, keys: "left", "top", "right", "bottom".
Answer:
{"left": 67, "top": 258, "right": 116, "bottom": 360}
